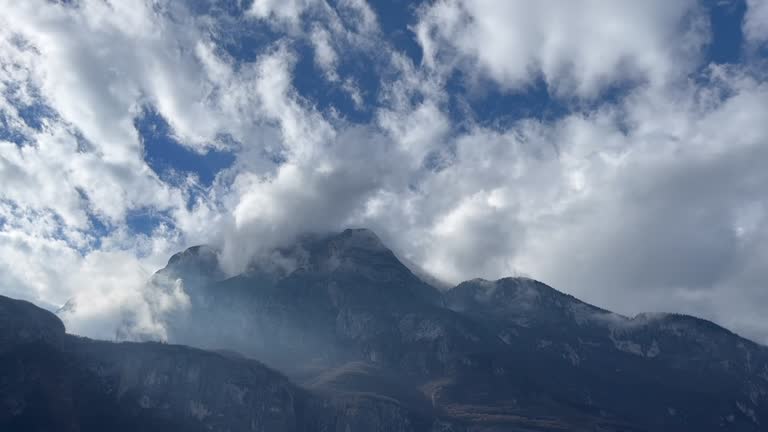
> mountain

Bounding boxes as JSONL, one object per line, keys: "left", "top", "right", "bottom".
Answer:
{"left": 151, "top": 229, "right": 489, "bottom": 376}
{"left": 133, "top": 228, "right": 768, "bottom": 431}
{"left": 3, "top": 228, "right": 768, "bottom": 431}
{"left": 0, "top": 294, "right": 456, "bottom": 432}
{"left": 442, "top": 278, "right": 768, "bottom": 430}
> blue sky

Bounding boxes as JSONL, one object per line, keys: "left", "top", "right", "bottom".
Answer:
{"left": 0, "top": 0, "right": 767, "bottom": 342}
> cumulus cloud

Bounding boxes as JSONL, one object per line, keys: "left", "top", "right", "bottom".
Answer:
{"left": 744, "top": 0, "right": 768, "bottom": 44}
{"left": 350, "top": 63, "right": 768, "bottom": 343}
{"left": 0, "top": 0, "right": 254, "bottom": 336}
{"left": 0, "top": 205, "right": 185, "bottom": 339}
{"left": 517, "top": 68, "right": 767, "bottom": 297}
{"left": 414, "top": 0, "right": 708, "bottom": 97}
{"left": 1, "top": 0, "right": 768, "bottom": 346}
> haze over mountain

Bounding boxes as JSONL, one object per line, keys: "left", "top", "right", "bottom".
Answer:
{"left": 1, "top": 291, "right": 425, "bottom": 432}
{"left": 6, "top": 228, "right": 755, "bottom": 431}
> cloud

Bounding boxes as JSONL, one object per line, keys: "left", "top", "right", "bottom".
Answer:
{"left": 1, "top": 0, "right": 768, "bottom": 347}
{"left": 310, "top": 24, "right": 340, "bottom": 81}
{"left": 414, "top": 0, "right": 708, "bottom": 97}
{"left": 0, "top": 205, "right": 186, "bottom": 339}
{"left": 336, "top": 0, "right": 379, "bottom": 35}
{"left": 744, "top": 0, "right": 768, "bottom": 45}
{"left": 0, "top": 0, "right": 248, "bottom": 338}
{"left": 248, "top": 0, "right": 316, "bottom": 27}
{"left": 352, "top": 64, "right": 768, "bottom": 343}
{"left": 504, "top": 66, "right": 768, "bottom": 340}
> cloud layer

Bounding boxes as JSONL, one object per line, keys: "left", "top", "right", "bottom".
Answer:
{"left": 1, "top": 0, "right": 767, "bottom": 343}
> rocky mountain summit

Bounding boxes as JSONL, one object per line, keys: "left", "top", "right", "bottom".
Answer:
{"left": 3, "top": 228, "right": 768, "bottom": 431}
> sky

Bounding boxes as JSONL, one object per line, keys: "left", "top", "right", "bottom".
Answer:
{"left": 0, "top": 0, "right": 767, "bottom": 342}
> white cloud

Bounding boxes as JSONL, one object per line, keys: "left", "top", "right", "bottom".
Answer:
{"left": 0, "top": 207, "right": 185, "bottom": 340}
{"left": 744, "top": 0, "right": 768, "bottom": 44}
{"left": 414, "top": 0, "right": 708, "bottom": 97}
{"left": 248, "top": 0, "right": 316, "bottom": 27}
{"left": 0, "top": 0, "right": 272, "bottom": 338}
{"left": 353, "top": 64, "right": 768, "bottom": 343}
{"left": 378, "top": 99, "right": 450, "bottom": 163}
{"left": 337, "top": 0, "right": 379, "bottom": 35}
{"left": 1, "top": 0, "right": 768, "bottom": 347}
{"left": 311, "top": 25, "right": 339, "bottom": 81}
{"left": 480, "top": 67, "right": 768, "bottom": 341}
{"left": 342, "top": 78, "right": 365, "bottom": 109}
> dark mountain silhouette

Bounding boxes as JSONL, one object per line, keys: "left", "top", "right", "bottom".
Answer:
{"left": 0, "top": 294, "right": 446, "bottom": 431}
{"left": 2, "top": 228, "right": 768, "bottom": 431}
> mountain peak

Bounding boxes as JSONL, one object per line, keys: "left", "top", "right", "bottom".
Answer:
{"left": 445, "top": 276, "right": 608, "bottom": 326}
{"left": 167, "top": 244, "right": 220, "bottom": 267}
{"left": 631, "top": 311, "right": 746, "bottom": 342}
{"left": 451, "top": 276, "right": 567, "bottom": 302}
{"left": 266, "top": 228, "right": 396, "bottom": 275}
{"left": 289, "top": 228, "right": 389, "bottom": 259}
{"left": 161, "top": 244, "right": 224, "bottom": 281}
{"left": 333, "top": 228, "right": 387, "bottom": 251}
{"left": 111, "top": 228, "right": 768, "bottom": 431}
{"left": 0, "top": 295, "right": 65, "bottom": 350}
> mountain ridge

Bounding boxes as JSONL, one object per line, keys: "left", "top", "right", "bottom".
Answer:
{"left": 157, "top": 231, "right": 757, "bottom": 347}
{"left": 1, "top": 293, "right": 445, "bottom": 432}
{"left": 133, "top": 228, "right": 768, "bottom": 430}
{"left": 4, "top": 227, "right": 766, "bottom": 431}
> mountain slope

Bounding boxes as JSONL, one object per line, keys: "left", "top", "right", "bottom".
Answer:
{"left": 144, "top": 229, "right": 768, "bottom": 431}
{"left": 442, "top": 277, "right": 768, "bottom": 431}
{"left": 153, "top": 229, "right": 494, "bottom": 377}
{"left": 0, "top": 294, "right": 452, "bottom": 432}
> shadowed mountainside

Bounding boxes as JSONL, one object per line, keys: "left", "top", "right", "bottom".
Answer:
{"left": 0, "top": 295, "right": 454, "bottom": 432}
{"left": 3, "top": 228, "right": 768, "bottom": 431}
{"left": 136, "top": 228, "right": 768, "bottom": 431}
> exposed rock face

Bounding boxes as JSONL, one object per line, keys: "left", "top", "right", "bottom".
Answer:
{"left": 0, "top": 294, "right": 446, "bottom": 432}
{"left": 0, "top": 294, "right": 307, "bottom": 431}
{"left": 4, "top": 228, "right": 768, "bottom": 431}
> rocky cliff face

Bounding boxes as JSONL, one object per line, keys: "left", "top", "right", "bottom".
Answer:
{"left": 0, "top": 294, "right": 450, "bottom": 432}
